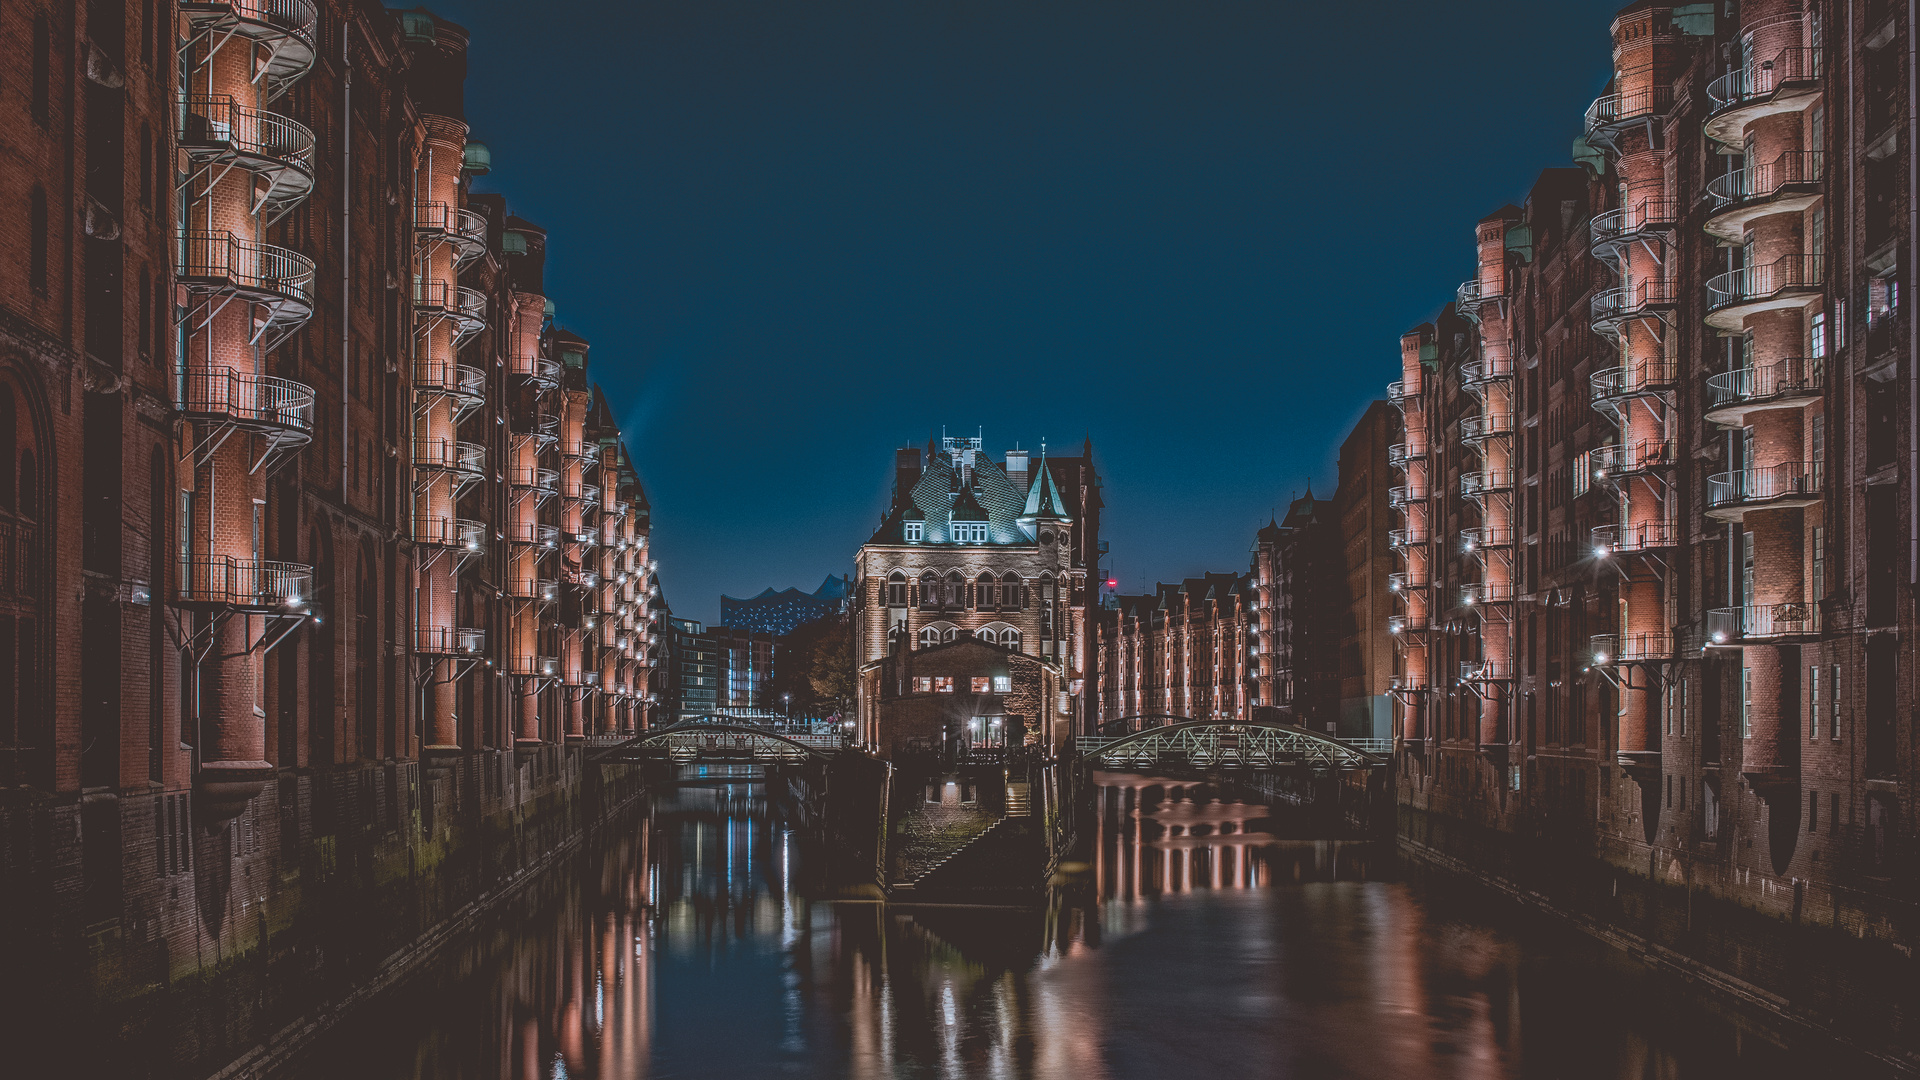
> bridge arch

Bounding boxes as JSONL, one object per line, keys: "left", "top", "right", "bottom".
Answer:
{"left": 596, "top": 718, "right": 841, "bottom": 763}
{"left": 1078, "top": 719, "right": 1384, "bottom": 771}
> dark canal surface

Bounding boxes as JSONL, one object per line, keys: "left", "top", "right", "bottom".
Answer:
{"left": 279, "top": 773, "right": 1895, "bottom": 1079}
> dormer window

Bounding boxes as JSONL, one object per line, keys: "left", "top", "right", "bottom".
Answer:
{"left": 904, "top": 521, "right": 923, "bottom": 542}
{"left": 954, "top": 523, "right": 987, "bottom": 543}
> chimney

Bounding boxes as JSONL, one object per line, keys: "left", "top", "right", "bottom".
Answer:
{"left": 895, "top": 446, "right": 922, "bottom": 499}
{"left": 1005, "top": 448, "right": 1029, "bottom": 493}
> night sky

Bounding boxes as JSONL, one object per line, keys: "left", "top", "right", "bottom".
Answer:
{"left": 439, "top": 0, "right": 1617, "bottom": 624}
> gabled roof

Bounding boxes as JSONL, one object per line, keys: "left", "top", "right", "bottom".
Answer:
{"left": 1022, "top": 449, "right": 1071, "bottom": 520}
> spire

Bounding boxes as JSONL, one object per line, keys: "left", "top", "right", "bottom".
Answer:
{"left": 1021, "top": 445, "right": 1071, "bottom": 521}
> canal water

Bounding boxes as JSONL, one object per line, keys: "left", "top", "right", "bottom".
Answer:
{"left": 280, "top": 773, "right": 1892, "bottom": 1080}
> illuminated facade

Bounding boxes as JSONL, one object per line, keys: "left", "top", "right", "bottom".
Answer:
{"left": 1100, "top": 574, "right": 1252, "bottom": 729}
{"left": 852, "top": 434, "right": 1102, "bottom": 756}
{"left": 0, "top": 1, "right": 659, "bottom": 1018}
{"left": 1389, "top": 1, "right": 1917, "bottom": 941}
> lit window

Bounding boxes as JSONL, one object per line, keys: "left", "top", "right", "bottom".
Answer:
{"left": 935, "top": 676, "right": 954, "bottom": 693}
{"left": 971, "top": 677, "right": 990, "bottom": 693}
{"left": 904, "top": 521, "right": 922, "bottom": 542}
{"left": 913, "top": 676, "right": 932, "bottom": 693}
{"left": 993, "top": 675, "right": 1012, "bottom": 693}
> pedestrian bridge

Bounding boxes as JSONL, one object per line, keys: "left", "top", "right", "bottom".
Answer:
{"left": 590, "top": 719, "right": 843, "bottom": 765}
{"left": 1075, "top": 718, "right": 1388, "bottom": 772}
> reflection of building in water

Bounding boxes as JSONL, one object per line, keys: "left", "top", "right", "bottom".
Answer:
{"left": 1091, "top": 774, "right": 1382, "bottom": 900}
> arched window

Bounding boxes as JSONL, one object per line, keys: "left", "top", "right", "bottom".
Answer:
{"left": 918, "top": 571, "right": 938, "bottom": 610}
{"left": 945, "top": 570, "right": 964, "bottom": 608}
{"left": 1001, "top": 572, "right": 1023, "bottom": 610}
{"left": 943, "top": 626, "right": 958, "bottom": 643}
{"left": 977, "top": 628, "right": 998, "bottom": 645}
{"left": 918, "top": 626, "right": 940, "bottom": 648}
{"left": 356, "top": 545, "right": 377, "bottom": 760}
{"left": 887, "top": 571, "right": 907, "bottom": 607}
{"left": 976, "top": 572, "right": 996, "bottom": 609}
{"left": 0, "top": 377, "right": 50, "bottom": 788}
{"left": 1003, "top": 629, "right": 1022, "bottom": 652}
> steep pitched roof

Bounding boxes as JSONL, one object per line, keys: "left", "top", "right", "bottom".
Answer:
{"left": 1022, "top": 450, "right": 1071, "bottom": 520}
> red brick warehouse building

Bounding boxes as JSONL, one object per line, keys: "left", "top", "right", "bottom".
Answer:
{"left": 0, "top": 0, "right": 661, "bottom": 1020}
{"left": 1387, "top": 0, "right": 1920, "bottom": 993}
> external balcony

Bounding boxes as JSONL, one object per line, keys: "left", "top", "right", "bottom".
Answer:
{"left": 1456, "top": 278, "right": 1500, "bottom": 320}
{"left": 567, "top": 669, "right": 602, "bottom": 690}
{"left": 1591, "top": 280, "right": 1679, "bottom": 334}
{"left": 1590, "top": 197, "right": 1679, "bottom": 262}
{"left": 179, "top": 0, "right": 317, "bottom": 100}
{"left": 507, "top": 577, "right": 561, "bottom": 606}
{"left": 1705, "top": 45, "right": 1824, "bottom": 147}
{"left": 572, "top": 528, "right": 598, "bottom": 548}
{"left": 1707, "top": 602, "right": 1818, "bottom": 645}
{"left": 508, "top": 521, "right": 561, "bottom": 550}
{"left": 1706, "top": 461, "right": 1823, "bottom": 520}
{"left": 414, "top": 201, "right": 490, "bottom": 265}
{"left": 1591, "top": 632, "right": 1671, "bottom": 666}
{"left": 413, "top": 360, "right": 487, "bottom": 417}
{"left": 1705, "top": 254, "right": 1824, "bottom": 332}
{"left": 1387, "top": 572, "right": 1427, "bottom": 594}
{"left": 177, "top": 369, "right": 315, "bottom": 457}
{"left": 1460, "top": 355, "right": 1513, "bottom": 393}
{"left": 1389, "top": 672, "right": 1431, "bottom": 693}
{"left": 581, "top": 484, "right": 602, "bottom": 506}
{"left": 1386, "top": 380, "right": 1418, "bottom": 409}
{"left": 506, "top": 654, "right": 561, "bottom": 678}
{"left": 1459, "top": 658, "right": 1513, "bottom": 685}
{"left": 414, "top": 438, "right": 487, "bottom": 485}
{"left": 1460, "top": 468, "right": 1514, "bottom": 499}
{"left": 176, "top": 231, "right": 315, "bottom": 343}
{"left": 178, "top": 555, "right": 312, "bottom": 611}
{"left": 1587, "top": 439, "right": 1676, "bottom": 484}
{"left": 1585, "top": 85, "right": 1675, "bottom": 150}
{"left": 414, "top": 279, "right": 488, "bottom": 342}
{"left": 1460, "top": 411, "right": 1514, "bottom": 444}
{"left": 1591, "top": 520, "right": 1679, "bottom": 558}
{"left": 574, "top": 441, "right": 602, "bottom": 465}
{"left": 1387, "top": 483, "right": 1427, "bottom": 510}
{"left": 1460, "top": 525, "right": 1512, "bottom": 553}
{"left": 1387, "top": 612, "right": 1429, "bottom": 635}
{"left": 521, "top": 357, "right": 563, "bottom": 390}
{"left": 416, "top": 626, "right": 486, "bottom": 656}
{"left": 1705, "top": 151, "right": 1825, "bottom": 244}
{"left": 417, "top": 516, "right": 486, "bottom": 554}
{"left": 510, "top": 465, "right": 561, "bottom": 497}
{"left": 177, "top": 96, "right": 315, "bottom": 220}
{"left": 1387, "top": 440, "right": 1425, "bottom": 469}
{"left": 1387, "top": 527, "right": 1429, "bottom": 550}
{"left": 1704, "top": 358, "right": 1825, "bottom": 426}
{"left": 1590, "top": 358, "right": 1677, "bottom": 409}
{"left": 1461, "top": 580, "right": 1514, "bottom": 607}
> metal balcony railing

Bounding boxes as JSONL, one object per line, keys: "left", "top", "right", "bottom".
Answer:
{"left": 177, "top": 231, "right": 315, "bottom": 308}
{"left": 1463, "top": 579, "right": 1514, "bottom": 606}
{"left": 178, "top": 555, "right": 312, "bottom": 610}
{"left": 1460, "top": 411, "right": 1515, "bottom": 442}
{"left": 1591, "top": 197, "right": 1679, "bottom": 253}
{"left": 413, "top": 201, "right": 489, "bottom": 263}
{"left": 507, "top": 521, "right": 561, "bottom": 548}
{"left": 1388, "top": 572, "right": 1427, "bottom": 593}
{"left": 1589, "top": 634, "right": 1619, "bottom": 664}
{"left": 1388, "top": 484, "right": 1427, "bottom": 509}
{"left": 1591, "top": 358, "right": 1677, "bottom": 404}
{"left": 1707, "top": 254, "right": 1825, "bottom": 313}
{"left": 1708, "top": 603, "right": 1818, "bottom": 644}
{"left": 1588, "top": 439, "right": 1676, "bottom": 479}
{"left": 1708, "top": 47, "right": 1823, "bottom": 112}
{"left": 1460, "top": 355, "right": 1513, "bottom": 390}
{"left": 1706, "top": 358, "right": 1825, "bottom": 413}
{"left": 1459, "top": 658, "right": 1513, "bottom": 683}
{"left": 416, "top": 626, "right": 486, "bottom": 655}
{"left": 507, "top": 578, "right": 561, "bottom": 605}
{"left": 575, "top": 442, "right": 602, "bottom": 464}
{"left": 1460, "top": 525, "right": 1512, "bottom": 551}
{"left": 510, "top": 466, "right": 561, "bottom": 493}
{"left": 1387, "top": 380, "right": 1415, "bottom": 407}
{"left": 1387, "top": 440, "right": 1426, "bottom": 469}
{"left": 1586, "top": 85, "right": 1675, "bottom": 137}
{"left": 417, "top": 516, "right": 486, "bottom": 552}
{"left": 1457, "top": 278, "right": 1490, "bottom": 311}
{"left": 413, "top": 279, "right": 489, "bottom": 327}
{"left": 1388, "top": 527, "right": 1429, "bottom": 549}
{"left": 413, "top": 438, "right": 486, "bottom": 478}
{"left": 1387, "top": 612, "right": 1429, "bottom": 635}
{"left": 177, "top": 95, "right": 314, "bottom": 182}
{"left": 523, "top": 357, "right": 563, "bottom": 388}
{"left": 1592, "top": 519, "right": 1678, "bottom": 556}
{"left": 1707, "top": 151, "right": 1825, "bottom": 208}
{"left": 1389, "top": 672, "right": 1430, "bottom": 693}
{"left": 1591, "top": 280, "right": 1679, "bottom": 328}
{"left": 581, "top": 484, "right": 601, "bottom": 505}
{"left": 1707, "top": 461, "right": 1823, "bottom": 511}
{"left": 177, "top": 369, "right": 315, "bottom": 435}
{"left": 1461, "top": 468, "right": 1514, "bottom": 498}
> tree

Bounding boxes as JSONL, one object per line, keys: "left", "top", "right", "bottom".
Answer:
{"left": 808, "top": 627, "right": 855, "bottom": 719}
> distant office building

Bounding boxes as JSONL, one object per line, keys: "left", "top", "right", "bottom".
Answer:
{"left": 720, "top": 575, "right": 852, "bottom": 636}
{"left": 712, "top": 626, "right": 777, "bottom": 718}
{"left": 664, "top": 617, "right": 719, "bottom": 722}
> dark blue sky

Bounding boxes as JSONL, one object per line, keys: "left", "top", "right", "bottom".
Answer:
{"left": 441, "top": 0, "right": 1617, "bottom": 624}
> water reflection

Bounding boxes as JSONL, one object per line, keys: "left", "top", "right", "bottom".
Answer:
{"left": 284, "top": 774, "right": 1891, "bottom": 1080}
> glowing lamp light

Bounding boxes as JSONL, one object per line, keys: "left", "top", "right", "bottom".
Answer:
{"left": 1594, "top": 545, "right": 1610, "bottom": 558}
{"left": 1106, "top": 579, "right": 1118, "bottom": 588}
{"left": 1711, "top": 630, "right": 1728, "bottom": 644}
{"left": 1594, "top": 652, "right": 1610, "bottom": 665}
